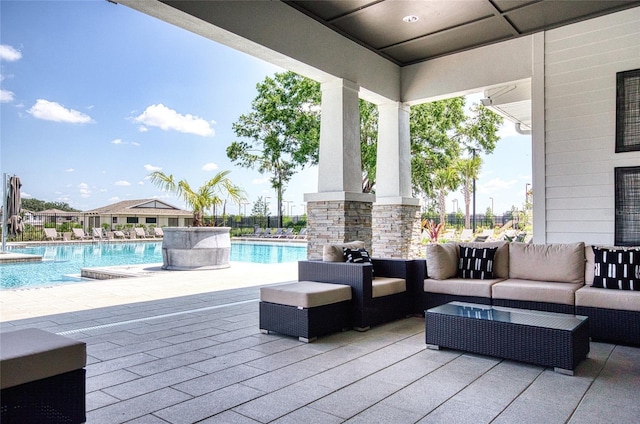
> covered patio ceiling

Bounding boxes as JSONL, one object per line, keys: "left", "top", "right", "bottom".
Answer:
{"left": 286, "top": 0, "right": 640, "bottom": 66}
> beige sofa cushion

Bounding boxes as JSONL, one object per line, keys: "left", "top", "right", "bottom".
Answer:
{"left": 260, "top": 281, "right": 352, "bottom": 308}
{"left": 460, "top": 241, "right": 509, "bottom": 279}
{"left": 575, "top": 285, "right": 640, "bottom": 312}
{"left": 424, "top": 277, "right": 504, "bottom": 298}
{"left": 509, "top": 242, "right": 585, "bottom": 283}
{"left": 425, "top": 243, "right": 458, "bottom": 279}
{"left": 372, "top": 277, "right": 406, "bottom": 298}
{"left": 492, "top": 279, "right": 583, "bottom": 305}
{"left": 0, "top": 328, "right": 86, "bottom": 389}
{"left": 323, "top": 241, "right": 366, "bottom": 262}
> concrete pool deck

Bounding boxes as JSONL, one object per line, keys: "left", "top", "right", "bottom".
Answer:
{"left": 0, "top": 261, "right": 298, "bottom": 322}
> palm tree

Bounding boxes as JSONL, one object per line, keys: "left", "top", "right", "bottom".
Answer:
{"left": 149, "top": 170, "right": 246, "bottom": 227}
{"left": 433, "top": 165, "right": 461, "bottom": 227}
{"left": 457, "top": 156, "right": 482, "bottom": 229}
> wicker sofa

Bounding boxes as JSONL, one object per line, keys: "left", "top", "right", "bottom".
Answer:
{"left": 420, "top": 241, "right": 640, "bottom": 346}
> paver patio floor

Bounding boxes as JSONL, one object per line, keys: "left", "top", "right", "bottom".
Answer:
{"left": 1, "top": 263, "right": 639, "bottom": 423}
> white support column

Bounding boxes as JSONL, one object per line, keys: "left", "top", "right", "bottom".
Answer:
{"left": 531, "top": 32, "right": 546, "bottom": 244}
{"left": 316, "top": 78, "right": 362, "bottom": 195}
{"left": 375, "top": 102, "right": 417, "bottom": 204}
{"left": 305, "top": 78, "right": 374, "bottom": 259}
{"left": 372, "top": 102, "right": 421, "bottom": 258}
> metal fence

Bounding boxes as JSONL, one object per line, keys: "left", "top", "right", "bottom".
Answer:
{"left": 0, "top": 212, "right": 309, "bottom": 242}
{"left": 2, "top": 211, "right": 521, "bottom": 242}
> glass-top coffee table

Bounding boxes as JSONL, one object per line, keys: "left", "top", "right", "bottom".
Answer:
{"left": 425, "top": 302, "right": 590, "bottom": 375}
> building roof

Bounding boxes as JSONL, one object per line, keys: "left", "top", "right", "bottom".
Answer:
{"left": 85, "top": 199, "right": 192, "bottom": 216}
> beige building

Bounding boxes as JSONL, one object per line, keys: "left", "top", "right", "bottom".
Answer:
{"left": 84, "top": 199, "right": 192, "bottom": 231}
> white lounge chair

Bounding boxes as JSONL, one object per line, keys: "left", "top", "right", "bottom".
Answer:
{"left": 92, "top": 227, "right": 104, "bottom": 240}
{"left": 71, "top": 228, "right": 90, "bottom": 240}
{"left": 113, "top": 230, "right": 126, "bottom": 239}
{"left": 459, "top": 228, "right": 473, "bottom": 242}
{"left": 134, "top": 227, "right": 147, "bottom": 238}
{"left": 42, "top": 228, "right": 62, "bottom": 241}
{"left": 153, "top": 227, "right": 164, "bottom": 237}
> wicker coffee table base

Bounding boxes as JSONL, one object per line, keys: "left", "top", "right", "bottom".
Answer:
{"left": 425, "top": 307, "right": 590, "bottom": 375}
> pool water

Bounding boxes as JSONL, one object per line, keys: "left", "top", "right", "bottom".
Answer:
{"left": 2, "top": 241, "right": 307, "bottom": 290}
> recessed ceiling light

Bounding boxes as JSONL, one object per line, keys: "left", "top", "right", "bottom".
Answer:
{"left": 402, "top": 15, "right": 419, "bottom": 23}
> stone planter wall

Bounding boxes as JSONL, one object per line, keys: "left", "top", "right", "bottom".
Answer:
{"left": 306, "top": 200, "right": 372, "bottom": 259}
{"left": 372, "top": 204, "right": 422, "bottom": 258}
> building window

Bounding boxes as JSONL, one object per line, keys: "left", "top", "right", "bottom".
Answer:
{"left": 616, "top": 68, "right": 640, "bottom": 152}
{"left": 145, "top": 217, "right": 157, "bottom": 224}
{"left": 126, "top": 217, "right": 139, "bottom": 224}
{"left": 615, "top": 166, "right": 640, "bottom": 246}
{"left": 168, "top": 218, "right": 178, "bottom": 227}
{"left": 112, "top": 217, "right": 118, "bottom": 224}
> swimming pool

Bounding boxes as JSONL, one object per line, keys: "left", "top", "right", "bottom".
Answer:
{"left": 1, "top": 241, "right": 307, "bottom": 290}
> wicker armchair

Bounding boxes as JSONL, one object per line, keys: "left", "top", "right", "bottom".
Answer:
{"left": 298, "top": 258, "right": 418, "bottom": 330}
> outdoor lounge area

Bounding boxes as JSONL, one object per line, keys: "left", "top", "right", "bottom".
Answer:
{"left": 1, "top": 261, "right": 639, "bottom": 423}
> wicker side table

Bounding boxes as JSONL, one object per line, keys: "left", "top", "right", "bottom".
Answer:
{"left": 425, "top": 302, "right": 590, "bottom": 375}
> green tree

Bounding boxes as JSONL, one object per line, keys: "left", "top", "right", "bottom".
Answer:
{"left": 359, "top": 99, "right": 378, "bottom": 193}
{"left": 432, "top": 165, "right": 460, "bottom": 227}
{"left": 227, "top": 72, "right": 321, "bottom": 228}
{"left": 21, "top": 198, "right": 80, "bottom": 212}
{"left": 148, "top": 170, "right": 245, "bottom": 227}
{"left": 410, "top": 98, "right": 502, "bottom": 200}
{"left": 457, "top": 156, "right": 482, "bottom": 229}
{"left": 251, "top": 196, "right": 270, "bottom": 217}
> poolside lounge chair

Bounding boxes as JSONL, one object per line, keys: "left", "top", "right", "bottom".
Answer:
{"left": 42, "top": 228, "right": 62, "bottom": 241}
{"left": 261, "top": 228, "right": 273, "bottom": 238}
{"left": 280, "top": 228, "right": 294, "bottom": 238}
{"left": 71, "top": 228, "right": 90, "bottom": 240}
{"left": 134, "top": 228, "right": 147, "bottom": 238}
{"left": 251, "top": 227, "right": 264, "bottom": 238}
{"left": 295, "top": 228, "right": 308, "bottom": 239}
{"left": 113, "top": 231, "right": 126, "bottom": 239}
{"left": 459, "top": 228, "right": 473, "bottom": 242}
{"left": 153, "top": 227, "right": 164, "bottom": 237}
{"left": 270, "top": 228, "right": 284, "bottom": 238}
{"left": 92, "top": 227, "right": 104, "bottom": 240}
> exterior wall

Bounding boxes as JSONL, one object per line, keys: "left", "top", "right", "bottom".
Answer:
{"left": 306, "top": 200, "right": 372, "bottom": 260}
{"left": 543, "top": 8, "right": 640, "bottom": 244}
{"left": 371, "top": 204, "right": 422, "bottom": 259}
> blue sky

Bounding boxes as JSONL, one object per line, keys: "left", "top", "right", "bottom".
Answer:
{"left": 1, "top": 0, "right": 530, "bottom": 217}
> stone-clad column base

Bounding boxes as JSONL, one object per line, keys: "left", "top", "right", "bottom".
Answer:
{"left": 306, "top": 200, "right": 373, "bottom": 260}
{"left": 372, "top": 203, "right": 422, "bottom": 258}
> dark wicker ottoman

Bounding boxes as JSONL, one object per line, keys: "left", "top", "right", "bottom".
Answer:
{"left": 425, "top": 302, "right": 590, "bottom": 375}
{"left": 260, "top": 281, "right": 352, "bottom": 342}
{"left": 1, "top": 328, "right": 86, "bottom": 423}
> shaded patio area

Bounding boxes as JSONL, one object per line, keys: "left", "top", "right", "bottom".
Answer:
{"left": 2, "top": 271, "right": 638, "bottom": 423}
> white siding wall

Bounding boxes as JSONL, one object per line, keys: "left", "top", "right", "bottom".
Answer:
{"left": 544, "top": 8, "right": 640, "bottom": 244}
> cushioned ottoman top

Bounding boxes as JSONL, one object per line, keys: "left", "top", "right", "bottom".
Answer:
{"left": 260, "top": 281, "right": 352, "bottom": 308}
{"left": 0, "top": 328, "right": 86, "bottom": 389}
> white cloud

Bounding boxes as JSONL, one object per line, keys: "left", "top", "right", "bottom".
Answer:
{"left": 109, "top": 196, "right": 120, "bottom": 202}
{"left": 131, "top": 141, "right": 141, "bottom": 147}
{"left": 78, "top": 182, "right": 91, "bottom": 198}
{"left": 111, "top": 138, "right": 124, "bottom": 145}
{"left": 138, "top": 126, "right": 148, "bottom": 133}
{"left": 133, "top": 103, "right": 215, "bottom": 136}
{"left": 477, "top": 177, "right": 518, "bottom": 194}
{"left": 202, "top": 162, "right": 218, "bottom": 171}
{"left": 252, "top": 177, "right": 269, "bottom": 185}
{"left": 21, "top": 191, "right": 31, "bottom": 198}
{"left": 27, "top": 99, "right": 93, "bottom": 124}
{"left": 144, "top": 164, "right": 162, "bottom": 172}
{"left": 114, "top": 180, "right": 131, "bottom": 186}
{"left": 0, "top": 89, "right": 15, "bottom": 103}
{"left": 138, "top": 181, "right": 144, "bottom": 185}
{"left": 0, "top": 44, "right": 22, "bottom": 62}
{"left": 66, "top": 168, "right": 74, "bottom": 172}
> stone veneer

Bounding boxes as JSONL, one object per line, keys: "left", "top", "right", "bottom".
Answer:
{"left": 306, "top": 200, "right": 372, "bottom": 259}
{"left": 372, "top": 204, "right": 422, "bottom": 258}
